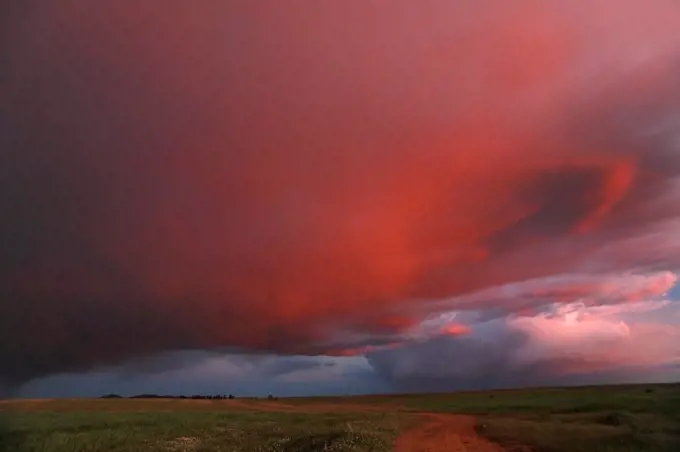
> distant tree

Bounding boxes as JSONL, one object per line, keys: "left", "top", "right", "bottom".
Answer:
{"left": 100, "top": 394, "right": 122, "bottom": 399}
{"left": 228, "top": 394, "right": 235, "bottom": 400}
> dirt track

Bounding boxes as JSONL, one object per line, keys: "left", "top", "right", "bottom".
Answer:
{"left": 230, "top": 400, "right": 507, "bottom": 451}
{"left": 228, "top": 401, "right": 508, "bottom": 451}
{"left": 395, "top": 413, "right": 506, "bottom": 452}
{"left": 247, "top": 402, "right": 507, "bottom": 451}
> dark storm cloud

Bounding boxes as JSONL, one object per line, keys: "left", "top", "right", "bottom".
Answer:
{"left": 365, "top": 326, "right": 563, "bottom": 392}
{"left": 365, "top": 313, "right": 680, "bottom": 392}
{"left": 14, "top": 354, "right": 377, "bottom": 398}
{"left": 131, "top": 353, "right": 337, "bottom": 380}
{"left": 256, "top": 357, "right": 337, "bottom": 378}
{"left": 2, "top": 0, "right": 680, "bottom": 386}
{"left": 113, "top": 350, "right": 218, "bottom": 377}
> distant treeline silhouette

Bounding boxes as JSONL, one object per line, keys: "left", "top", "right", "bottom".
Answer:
{"left": 101, "top": 393, "right": 237, "bottom": 400}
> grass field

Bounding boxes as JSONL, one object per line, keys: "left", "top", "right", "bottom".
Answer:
{"left": 0, "top": 405, "right": 400, "bottom": 452}
{"left": 289, "top": 383, "right": 680, "bottom": 451}
{"left": 1, "top": 383, "right": 679, "bottom": 451}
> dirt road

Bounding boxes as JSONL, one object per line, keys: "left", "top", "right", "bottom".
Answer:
{"left": 231, "top": 400, "right": 508, "bottom": 451}
{"left": 235, "top": 400, "right": 508, "bottom": 451}
{"left": 395, "top": 413, "right": 506, "bottom": 452}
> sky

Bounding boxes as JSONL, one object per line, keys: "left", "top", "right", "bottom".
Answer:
{"left": 2, "top": 1, "right": 680, "bottom": 398}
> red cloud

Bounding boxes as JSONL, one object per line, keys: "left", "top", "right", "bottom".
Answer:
{"left": 440, "top": 324, "right": 472, "bottom": 337}
{"left": 2, "top": 0, "right": 680, "bottom": 383}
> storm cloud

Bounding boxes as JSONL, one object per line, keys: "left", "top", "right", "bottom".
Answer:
{"left": 2, "top": 1, "right": 680, "bottom": 392}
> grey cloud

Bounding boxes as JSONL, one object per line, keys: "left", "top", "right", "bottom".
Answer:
{"left": 14, "top": 354, "right": 381, "bottom": 398}
{"left": 365, "top": 316, "right": 679, "bottom": 392}
{"left": 365, "top": 322, "right": 537, "bottom": 392}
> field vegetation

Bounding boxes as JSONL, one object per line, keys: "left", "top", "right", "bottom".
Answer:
{"left": 0, "top": 405, "right": 399, "bottom": 452}
{"left": 1, "top": 383, "right": 678, "bottom": 451}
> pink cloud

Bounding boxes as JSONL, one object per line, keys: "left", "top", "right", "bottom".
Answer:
{"left": 422, "top": 271, "right": 677, "bottom": 320}
{"left": 510, "top": 300, "right": 680, "bottom": 374}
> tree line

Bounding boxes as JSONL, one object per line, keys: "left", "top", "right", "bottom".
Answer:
{"left": 100, "top": 393, "right": 279, "bottom": 400}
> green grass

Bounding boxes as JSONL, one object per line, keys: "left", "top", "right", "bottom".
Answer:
{"left": 288, "top": 383, "right": 680, "bottom": 451}
{"left": 477, "top": 411, "right": 680, "bottom": 452}
{"left": 2, "top": 383, "right": 679, "bottom": 451}
{"left": 288, "top": 383, "right": 680, "bottom": 415}
{"left": 0, "top": 406, "right": 400, "bottom": 452}
{"left": 417, "top": 383, "right": 680, "bottom": 452}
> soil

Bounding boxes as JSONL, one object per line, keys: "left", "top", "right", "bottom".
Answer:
{"left": 394, "top": 413, "right": 506, "bottom": 452}
{"left": 226, "top": 400, "right": 509, "bottom": 450}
